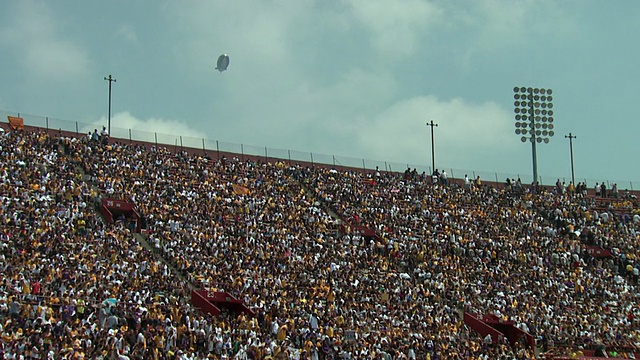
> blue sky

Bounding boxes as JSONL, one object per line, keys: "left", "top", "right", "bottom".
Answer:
{"left": 1, "top": 1, "right": 639, "bottom": 187}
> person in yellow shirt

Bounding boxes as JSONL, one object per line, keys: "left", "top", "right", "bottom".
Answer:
{"left": 303, "top": 337, "right": 314, "bottom": 354}
{"left": 326, "top": 324, "right": 334, "bottom": 338}
{"left": 76, "top": 298, "right": 85, "bottom": 319}
{"left": 327, "top": 290, "right": 335, "bottom": 303}
{"left": 277, "top": 323, "right": 288, "bottom": 341}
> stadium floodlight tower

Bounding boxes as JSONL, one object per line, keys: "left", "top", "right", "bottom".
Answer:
{"left": 513, "top": 86, "right": 554, "bottom": 184}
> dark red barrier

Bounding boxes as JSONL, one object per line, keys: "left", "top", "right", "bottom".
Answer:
{"left": 99, "top": 204, "right": 113, "bottom": 223}
{"left": 101, "top": 198, "right": 141, "bottom": 233}
{"left": 481, "top": 314, "right": 535, "bottom": 350}
{"left": 463, "top": 312, "right": 506, "bottom": 344}
{"left": 191, "top": 290, "right": 254, "bottom": 317}
{"left": 209, "top": 291, "right": 254, "bottom": 316}
{"left": 191, "top": 290, "right": 221, "bottom": 316}
{"left": 103, "top": 198, "right": 135, "bottom": 211}
{"left": 351, "top": 225, "right": 378, "bottom": 238}
{"left": 585, "top": 246, "right": 613, "bottom": 258}
{"left": 340, "top": 224, "right": 379, "bottom": 239}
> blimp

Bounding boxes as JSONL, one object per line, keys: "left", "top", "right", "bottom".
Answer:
{"left": 215, "top": 54, "right": 230, "bottom": 72}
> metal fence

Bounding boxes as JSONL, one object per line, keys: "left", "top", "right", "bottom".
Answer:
{"left": 2, "top": 109, "right": 638, "bottom": 190}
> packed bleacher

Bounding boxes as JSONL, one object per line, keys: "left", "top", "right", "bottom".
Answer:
{"left": 1, "top": 125, "right": 640, "bottom": 359}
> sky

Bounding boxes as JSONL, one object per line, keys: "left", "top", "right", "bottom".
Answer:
{"left": 1, "top": 0, "right": 639, "bottom": 187}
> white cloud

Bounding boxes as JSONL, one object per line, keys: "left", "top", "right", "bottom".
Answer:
{"left": 87, "top": 112, "right": 208, "bottom": 147}
{"left": 152, "top": 1, "right": 534, "bottom": 174}
{"left": 164, "top": 1, "right": 305, "bottom": 77}
{"left": 352, "top": 95, "right": 516, "bottom": 169}
{"left": 457, "top": 0, "right": 578, "bottom": 62}
{"left": 0, "top": 1, "right": 90, "bottom": 81}
{"left": 116, "top": 25, "right": 139, "bottom": 46}
{"left": 347, "top": 0, "right": 444, "bottom": 57}
{"left": 475, "top": 0, "right": 574, "bottom": 35}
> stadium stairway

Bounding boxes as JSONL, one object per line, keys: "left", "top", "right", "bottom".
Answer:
{"left": 132, "top": 226, "right": 256, "bottom": 318}
{"left": 298, "top": 177, "right": 346, "bottom": 231}
{"left": 68, "top": 151, "right": 196, "bottom": 290}
{"left": 296, "top": 173, "right": 408, "bottom": 279}
{"left": 134, "top": 232, "right": 194, "bottom": 288}
{"left": 296, "top": 173, "right": 385, "bottom": 242}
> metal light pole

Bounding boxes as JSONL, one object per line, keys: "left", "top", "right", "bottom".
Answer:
{"left": 565, "top": 132, "right": 576, "bottom": 185}
{"left": 104, "top": 74, "right": 116, "bottom": 135}
{"left": 514, "top": 87, "right": 554, "bottom": 184}
{"left": 427, "top": 120, "right": 438, "bottom": 173}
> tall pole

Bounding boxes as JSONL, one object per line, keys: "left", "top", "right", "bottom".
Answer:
{"left": 528, "top": 98, "right": 538, "bottom": 184}
{"left": 565, "top": 132, "right": 576, "bottom": 185}
{"left": 104, "top": 74, "right": 116, "bottom": 135}
{"left": 427, "top": 120, "right": 438, "bottom": 173}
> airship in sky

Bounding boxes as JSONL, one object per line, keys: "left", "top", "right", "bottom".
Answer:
{"left": 215, "top": 54, "right": 230, "bottom": 72}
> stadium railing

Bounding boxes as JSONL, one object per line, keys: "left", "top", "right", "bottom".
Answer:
{"left": 2, "top": 109, "right": 639, "bottom": 191}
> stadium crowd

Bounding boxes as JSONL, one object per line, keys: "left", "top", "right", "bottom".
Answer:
{"left": 1, "top": 127, "right": 639, "bottom": 359}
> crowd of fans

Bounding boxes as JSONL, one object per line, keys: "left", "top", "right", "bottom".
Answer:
{"left": 313, "top": 165, "right": 640, "bottom": 355}
{"left": 1, "top": 127, "right": 639, "bottom": 359}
